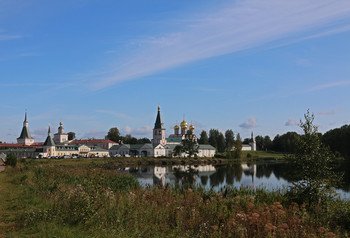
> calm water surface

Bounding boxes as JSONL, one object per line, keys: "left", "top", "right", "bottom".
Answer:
{"left": 118, "top": 160, "right": 350, "bottom": 199}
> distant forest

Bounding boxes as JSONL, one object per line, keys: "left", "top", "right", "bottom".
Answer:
{"left": 255, "top": 124, "right": 350, "bottom": 159}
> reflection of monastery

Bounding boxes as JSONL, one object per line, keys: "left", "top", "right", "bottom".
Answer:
{"left": 110, "top": 106, "right": 216, "bottom": 157}
{"left": 124, "top": 163, "right": 257, "bottom": 187}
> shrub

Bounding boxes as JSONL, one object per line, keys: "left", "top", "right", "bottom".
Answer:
{"left": 5, "top": 152, "right": 17, "bottom": 167}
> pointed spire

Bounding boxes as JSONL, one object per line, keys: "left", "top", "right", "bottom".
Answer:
{"left": 154, "top": 105, "right": 164, "bottom": 129}
{"left": 43, "top": 124, "right": 55, "bottom": 146}
{"left": 24, "top": 110, "right": 27, "bottom": 123}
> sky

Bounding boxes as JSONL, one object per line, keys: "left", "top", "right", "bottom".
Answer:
{"left": 0, "top": 0, "right": 350, "bottom": 143}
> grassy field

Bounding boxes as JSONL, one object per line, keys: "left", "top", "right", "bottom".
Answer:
{"left": 1, "top": 158, "right": 349, "bottom": 237}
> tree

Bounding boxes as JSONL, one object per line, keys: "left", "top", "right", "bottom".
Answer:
{"left": 287, "top": 110, "right": 341, "bottom": 205}
{"left": 137, "top": 138, "right": 151, "bottom": 144}
{"left": 5, "top": 152, "right": 17, "bottom": 167}
{"left": 255, "top": 135, "right": 264, "bottom": 150}
{"left": 263, "top": 136, "right": 273, "bottom": 151}
{"left": 217, "top": 132, "right": 226, "bottom": 153}
{"left": 173, "top": 145, "right": 183, "bottom": 157}
{"left": 225, "top": 129, "right": 235, "bottom": 151}
{"left": 106, "top": 127, "right": 120, "bottom": 143}
{"left": 123, "top": 134, "right": 138, "bottom": 144}
{"left": 234, "top": 133, "right": 242, "bottom": 159}
{"left": 182, "top": 139, "right": 199, "bottom": 157}
{"left": 67, "top": 132, "right": 76, "bottom": 140}
{"left": 198, "top": 130, "right": 209, "bottom": 144}
{"left": 208, "top": 129, "right": 219, "bottom": 149}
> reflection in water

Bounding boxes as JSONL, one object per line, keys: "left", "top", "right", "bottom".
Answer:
{"left": 120, "top": 161, "right": 350, "bottom": 198}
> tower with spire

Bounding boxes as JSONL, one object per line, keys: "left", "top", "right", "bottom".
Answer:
{"left": 17, "top": 111, "right": 35, "bottom": 145}
{"left": 43, "top": 125, "right": 56, "bottom": 157}
{"left": 152, "top": 106, "right": 167, "bottom": 146}
{"left": 250, "top": 131, "right": 256, "bottom": 151}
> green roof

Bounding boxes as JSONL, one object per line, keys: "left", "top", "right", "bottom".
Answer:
{"left": 43, "top": 135, "right": 55, "bottom": 146}
{"left": 166, "top": 138, "right": 182, "bottom": 143}
{"left": 197, "top": 144, "right": 216, "bottom": 150}
{"left": 17, "top": 126, "right": 33, "bottom": 140}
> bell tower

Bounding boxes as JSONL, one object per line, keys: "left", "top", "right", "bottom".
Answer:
{"left": 152, "top": 106, "right": 166, "bottom": 146}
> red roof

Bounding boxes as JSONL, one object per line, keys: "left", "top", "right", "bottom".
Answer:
{"left": 0, "top": 142, "right": 44, "bottom": 148}
{"left": 69, "top": 139, "right": 118, "bottom": 145}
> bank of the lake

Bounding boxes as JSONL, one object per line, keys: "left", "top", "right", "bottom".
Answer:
{"left": 1, "top": 158, "right": 349, "bottom": 237}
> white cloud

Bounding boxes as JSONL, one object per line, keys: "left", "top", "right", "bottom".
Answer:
{"left": 285, "top": 118, "right": 298, "bottom": 126}
{"left": 31, "top": 127, "right": 49, "bottom": 142}
{"left": 91, "top": 0, "right": 350, "bottom": 89}
{"left": 121, "top": 125, "right": 152, "bottom": 138}
{"left": 239, "top": 117, "right": 257, "bottom": 129}
{"left": 80, "top": 130, "right": 107, "bottom": 139}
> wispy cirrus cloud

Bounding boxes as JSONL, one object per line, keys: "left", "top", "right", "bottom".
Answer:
{"left": 306, "top": 80, "right": 350, "bottom": 92}
{"left": 91, "top": 0, "right": 350, "bottom": 89}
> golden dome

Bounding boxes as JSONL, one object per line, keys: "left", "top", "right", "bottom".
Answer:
{"left": 180, "top": 120, "right": 188, "bottom": 129}
{"left": 59, "top": 122, "right": 63, "bottom": 126}
{"left": 174, "top": 124, "right": 179, "bottom": 130}
{"left": 189, "top": 124, "right": 194, "bottom": 130}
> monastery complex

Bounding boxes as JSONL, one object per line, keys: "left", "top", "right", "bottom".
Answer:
{"left": 0, "top": 107, "right": 256, "bottom": 159}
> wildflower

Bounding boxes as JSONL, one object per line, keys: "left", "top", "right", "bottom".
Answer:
{"left": 325, "top": 232, "right": 335, "bottom": 238}
{"left": 317, "top": 227, "right": 326, "bottom": 234}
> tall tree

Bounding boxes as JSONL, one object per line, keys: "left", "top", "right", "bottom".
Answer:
{"left": 263, "top": 136, "right": 273, "bottom": 151}
{"left": 182, "top": 139, "right": 199, "bottom": 157}
{"left": 234, "top": 133, "right": 242, "bottom": 159}
{"left": 198, "top": 130, "right": 209, "bottom": 144}
{"left": 217, "top": 132, "right": 226, "bottom": 153}
{"left": 255, "top": 135, "right": 264, "bottom": 150}
{"left": 67, "top": 132, "right": 76, "bottom": 140}
{"left": 208, "top": 129, "right": 219, "bottom": 149}
{"left": 287, "top": 110, "right": 340, "bottom": 205}
{"left": 106, "top": 127, "right": 120, "bottom": 143}
{"left": 225, "top": 129, "right": 235, "bottom": 151}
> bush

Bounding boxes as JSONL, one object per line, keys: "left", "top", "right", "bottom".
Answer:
{"left": 5, "top": 153, "right": 17, "bottom": 167}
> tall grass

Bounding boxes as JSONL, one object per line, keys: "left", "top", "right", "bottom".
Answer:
{"left": 1, "top": 159, "right": 349, "bottom": 237}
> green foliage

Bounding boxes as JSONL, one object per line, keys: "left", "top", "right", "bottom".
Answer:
{"left": 176, "top": 138, "right": 199, "bottom": 158}
{"left": 273, "top": 132, "right": 300, "bottom": 153}
{"left": 198, "top": 130, "right": 209, "bottom": 144}
{"left": 67, "top": 132, "right": 76, "bottom": 140}
{"left": 322, "top": 124, "right": 350, "bottom": 159}
{"left": 5, "top": 152, "right": 17, "bottom": 167}
{"left": 287, "top": 110, "right": 341, "bottom": 205}
{"left": 217, "top": 132, "right": 226, "bottom": 153}
{"left": 234, "top": 133, "right": 242, "bottom": 159}
{"left": 106, "top": 127, "right": 120, "bottom": 143}
{"left": 208, "top": 129, "right": 219, "bottom": 149}
{"left": 224, "top": 129, "right": 235, "bottom": 151}
{"left": 1, "top": 159, "right": 350, "bottom": 237}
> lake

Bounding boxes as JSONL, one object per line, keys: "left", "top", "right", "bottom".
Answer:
{"left": 117, "top": 160, "right": 350, "bottom": 199}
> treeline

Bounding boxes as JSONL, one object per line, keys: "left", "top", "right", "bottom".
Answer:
{"left": 255, "top": 124, "right": 350, "bottom": 159}
{"left": 198, "top": 129, "right": 246, "bottom": 153}
{"left": 106, "top": 127, "right": 151, "bottom": 144}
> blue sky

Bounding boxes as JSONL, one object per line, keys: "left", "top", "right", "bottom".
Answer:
{"left": 1, "top": 0, "right": 350, "bottom": 143}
